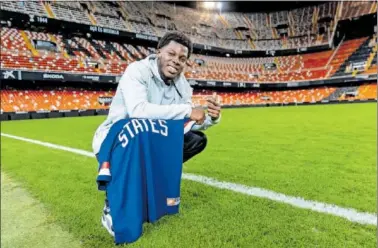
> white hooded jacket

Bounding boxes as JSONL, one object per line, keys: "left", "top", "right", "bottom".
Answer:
{"left": 92, "top": 54, "right": 220, "bottom": 154}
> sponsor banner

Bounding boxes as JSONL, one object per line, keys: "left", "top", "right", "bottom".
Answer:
{"left": 18, "top": 71, "right": 66, "bottom": 81}
{"left": 0, "top": 69, "right": 376, "bottom": 88}
{"left": 0, "top": 70, "right": 117, "bottom": 83}
{"left": 98, "top": 96, "right": 113, "bottom": 105}
{"left": 287, "top": 82, "right": 299, "bottom": 87}
{"left": 42, "top": 73, "right": 65, "bottom": 80}
{"left": 89, "top": 26, "right": 120, "bottom": 36}
{"left": 135, "top": 33, "right": 159, "bottom": 41}
{"left": 188, "top": 80, "right": 198, "bottom": 86}
{"left": 83, "top": 75, "right": 100, "bottom": 82}
{"left": 1, "top": 70, "right": 19, "bottom": 80}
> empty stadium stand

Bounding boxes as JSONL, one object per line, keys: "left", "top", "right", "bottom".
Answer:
{"left": 1, "top": 1, "right": 376, "bottom": 51}
{"left": 1, "top": 88, "right": 114, "bottom": 112}
{"left": 333, "top": 37, "right": 374, "bottom": 77}
{"left": 0, "top": 1, "right": 376, "bottom": 119}
{"left": 1, "top": 26, "right": 376, "bottom": 83}
{"left": 328, "top": 37, "right": 368, "bottom": 77}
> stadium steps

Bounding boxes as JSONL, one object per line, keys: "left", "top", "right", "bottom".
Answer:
{"left": 106, "top": 42, "right": 127, "bottom": 61}
{"left": 48, "top": 34, "right": 69, "bottom": 59}
{"left": 364, "top": 50, "right": 376, "bottom": 71}
{"left": 288, "top": 12, "right": 294, "bottom": 26}
{"left": 335, "top": 1, "right": 343, "bottom": 18}
{"left": 333, "top": 37, "right": 372, "bottom": 77}
{"left": 272, "top": 28, "right": 278, "bottom": 39}
{"left": 62, "top": 38, "right": 92, "bottom": 58}
{"left": 288, "top": 26, "right": 294, "bottom": 37}
{"left": 116, "top": 8, "right": 131, "bottom": 31}
{"left": 326, "top": 36, "right": 345, "bottom": 68}
{"left": 135, "top": 46, "right": 148, "bottom": 57}
{"left": 87, "top": 12, "right": 97, "bottom": 25}
{"left": 248, "top": 39, "right": 256, "bottom": 49}
{"left": 121, "top": 44, "right": 138, "bottom": 60}
{"left": 20, "top": 31, "right": 39, "bottom": 57}
{"left": 370, "top": 2, "right": 378, "bottom": 13}
{"left": 242, "top": 15, "right": 254, "bottom": 30}
{"left": 43, "top": 2, "right": 55, "bottom": 18}
{"left": 118, "top": 6, "right": 136, "bottom": 32}
{"left": 322, "top": 86, "right": 358, "bottom": 101}
{"left": 88, "top": 40, "right": 108, "bottom": 59}
{"left": 316, "top": 34, "right": 324, "bottom": 44}
{"left": 122, "top": 21, "right": 133, "bottom": 32}
{"left": 325, "top": 66, "right": 334, "bottom": 78}
{"left": 364, "top": 39, "right": 377, "bottom": 71}
{"left": 251, "top": 30, "right": 258, "bottom": 40}
{"left": 218, "top": 15, "right": 230, "bottom": 28}
{"left": 282, "top": 37, "right": 287, "bottom": 49}
{"left": 113, "top": 42, "right": 134, "bottom": 62}
{"left": 274, "top": 57, "right": 282, "bottom": 73}
{"left": 87, "top": 1, "right": 97, "bottom": 13}
{"left": 235, "top": 30, "right": 243, "bottom": 40}
{"left": 125, "top": 44, "right": 143, "bottom": 60}
{"left": 78, "top": 60, "right": 85, "bottom": 68}
{"left": 312, "top": 6, "right": 317, "bottom": 24}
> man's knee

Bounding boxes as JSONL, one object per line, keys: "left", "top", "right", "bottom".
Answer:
{"left": 183, "top": 131, "right": 207, "bottom": 163}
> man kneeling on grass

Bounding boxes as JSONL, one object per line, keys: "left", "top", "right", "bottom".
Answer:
{"left": 92, "top": 31, "right": 221, "bottom": 244}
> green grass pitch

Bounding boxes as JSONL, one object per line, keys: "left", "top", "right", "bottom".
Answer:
{"left": 1, "top": 103, "right": 376, "bottom": 247}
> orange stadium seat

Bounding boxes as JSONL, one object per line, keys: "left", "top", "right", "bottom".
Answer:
{"left": 1, "top": 89, "right": 114, "bottom": 112}
{"left": 356, "top": 84, "right": 377, "bottom": 100}
{"left": 1, "top": 86, "right": 341, "bottom": 113}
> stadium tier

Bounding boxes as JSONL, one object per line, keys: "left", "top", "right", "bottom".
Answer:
{"left": 1, "top": 83, "right": 376, "bottom": 113}
{"left": 1, "top": 27, "right": 377, "bottom": 83}
{"left": 0, "top": 1, "right": 376, "bottom": 51}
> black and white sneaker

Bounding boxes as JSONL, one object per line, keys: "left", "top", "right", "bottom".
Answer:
{"left": 101, "top": 202, "right": 114, "bottom": 237}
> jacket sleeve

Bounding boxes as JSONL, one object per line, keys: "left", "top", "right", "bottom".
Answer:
{"left": 120, "top": 63, "right": 192, "bottom": 119}
{"left": 183, "top": 81, "right": 221, "bottom": 131}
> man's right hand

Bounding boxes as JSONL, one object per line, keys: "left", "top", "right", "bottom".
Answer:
{"left": 190, "top": 108, "right": 206, "bottom": 124}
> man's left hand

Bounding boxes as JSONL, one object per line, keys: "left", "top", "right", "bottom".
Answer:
{"left": 206, "top": 93, "right": 221, "bottom": 121}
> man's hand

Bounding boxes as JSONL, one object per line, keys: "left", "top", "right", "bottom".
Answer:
{"left": 190, "top": 108, "right": 206, "bottom": 124}
{"left": 206, "top": 93, "right": 221, "bottom": 121}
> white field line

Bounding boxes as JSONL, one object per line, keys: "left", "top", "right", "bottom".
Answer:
{"left": 1, "top": 132, "right": 376, "bottom": 226}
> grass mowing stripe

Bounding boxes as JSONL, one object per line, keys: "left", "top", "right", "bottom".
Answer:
{"left": 1, "top": 173, "right": 82, "bottom": 248}
{"left": 1, "top": 132, "right": 376, "bottom": 226}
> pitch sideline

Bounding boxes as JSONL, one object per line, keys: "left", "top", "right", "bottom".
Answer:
{"left": 1, "top": 132, "right": 376, "bottom": 226}
{"left": 1, "top": 172, "right": 82, "bottom": 248}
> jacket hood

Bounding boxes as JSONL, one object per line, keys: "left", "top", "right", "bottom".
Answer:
{"left": 141, "top": 54, "right": 183, "bottom": 84}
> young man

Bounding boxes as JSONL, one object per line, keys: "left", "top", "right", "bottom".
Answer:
{"left": 92, "top": 31, "right": 221, "bottom": 235}
{"left": 92, "top": 31, "right": 221, "bottom": 161}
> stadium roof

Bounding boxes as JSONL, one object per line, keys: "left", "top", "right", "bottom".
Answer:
{"left": 166, "top": 1, "right": 327, "bottom": 13}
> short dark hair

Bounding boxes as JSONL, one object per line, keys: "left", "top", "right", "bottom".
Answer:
{"left": 157, "top": 31, "right": 193, "bottom": 59}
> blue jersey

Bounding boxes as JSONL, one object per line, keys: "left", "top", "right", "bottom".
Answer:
{"left": 96, "top": 118, "right": 189, "bottom": 244}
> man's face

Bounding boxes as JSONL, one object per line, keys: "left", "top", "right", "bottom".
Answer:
{"left": 157, "top": 41, "right": 189, "bottom": 80}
